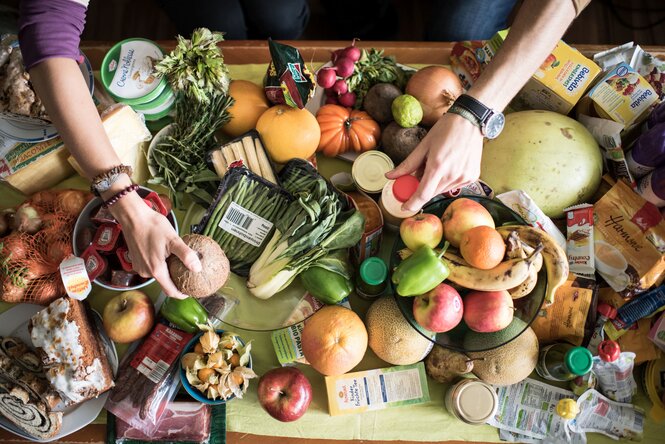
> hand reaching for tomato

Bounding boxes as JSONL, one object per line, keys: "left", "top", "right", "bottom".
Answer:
{"left": 386, "top": 112, "right": 483, "bottom": 212}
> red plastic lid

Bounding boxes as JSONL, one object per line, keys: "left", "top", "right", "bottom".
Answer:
{"left": 597, "top": 303, "right": 617, "bottom": 320}
{"left": 598, "top": 340, "right": 621, "bottom": 362}
{"left": 393, "top": 175, "right": 420, "bottom": 203}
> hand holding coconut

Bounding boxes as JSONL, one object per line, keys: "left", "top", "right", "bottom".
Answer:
{"left": 167, "top": 234, "right": 230, "bottom": 298}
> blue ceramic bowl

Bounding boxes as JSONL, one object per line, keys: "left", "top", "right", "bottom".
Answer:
{"left": 180, "top": 330, "right": 252, "bottom": 405}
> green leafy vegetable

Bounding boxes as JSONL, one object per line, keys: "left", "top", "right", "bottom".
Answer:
{"left": 346, "top": 48, "right": 411, "bottom": 108}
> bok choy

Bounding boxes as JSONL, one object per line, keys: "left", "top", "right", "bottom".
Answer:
{"left": 246, "top": 161, "right": 365, "bottom": 299}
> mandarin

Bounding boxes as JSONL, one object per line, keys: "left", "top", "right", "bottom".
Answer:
{"left": 222, "top": 80, "right": 270, "bottom": 137}
{"left": 459, "top": 225, "right": 506, "bottom": 270}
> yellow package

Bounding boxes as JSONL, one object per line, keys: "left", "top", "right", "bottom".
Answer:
{"left": 483, "top": 30, "right": 601, "bottom": 114}
{"left": 531, "top": 276, "right": 594, "bottom": 345}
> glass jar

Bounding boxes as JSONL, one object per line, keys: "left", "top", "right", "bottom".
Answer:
{"left": 536, "top": 343, "right": 593, "bottom": 382}
{"left": 356, "top": 257, "right": 388, "bottom": 300}
{"left": 445, "top": 378, "right": 498, "bottom": 425}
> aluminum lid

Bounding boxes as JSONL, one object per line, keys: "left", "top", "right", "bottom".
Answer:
{"left": 454, "top": 380, "right": 498, "bottom": 424}
{"left": 352, "top": 151, "right": 394, "bottom": 194}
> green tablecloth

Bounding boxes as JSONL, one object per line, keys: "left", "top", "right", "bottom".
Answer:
{"left": 1, "top": 64, "right": 664, "bottom": 443}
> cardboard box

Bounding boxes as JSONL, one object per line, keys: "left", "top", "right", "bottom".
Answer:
{"left": 483, "top": 30, "right": 601, "bottom": 114}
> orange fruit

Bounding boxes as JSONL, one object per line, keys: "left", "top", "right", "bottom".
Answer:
{"left": 256, "top": 105, "right": 321, "bottom": 164}
{"left": 459, "top": 225, "right": 506, "bottom": 270}
{"left": 222, "top": 80, "right": 270, "bottom": 137}
{"left": 301, "top": 306, "right": 368, "bottom": 376}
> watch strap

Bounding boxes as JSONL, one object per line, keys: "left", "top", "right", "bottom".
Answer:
{"left": 447, "top": 105, "right": 481, "bottom": 128}
{"left": 453, "top": 94, "right": 492, "bottom": 124}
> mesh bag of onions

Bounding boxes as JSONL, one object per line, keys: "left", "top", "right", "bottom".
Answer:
{"left": 0, "top": 189, "right": 92, "bottom": 304}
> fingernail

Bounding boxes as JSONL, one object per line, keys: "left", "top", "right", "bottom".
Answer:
{"left": 191, "top": 260, "right": 202, "bottom": 273}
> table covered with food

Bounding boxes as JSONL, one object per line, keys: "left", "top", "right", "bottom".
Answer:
{"left": 0, "top": 30, "right": 664, "bottom": 444}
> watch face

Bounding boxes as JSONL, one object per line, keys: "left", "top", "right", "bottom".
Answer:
{"left": 484, "top": 113, "right": 505, "bottom": 139}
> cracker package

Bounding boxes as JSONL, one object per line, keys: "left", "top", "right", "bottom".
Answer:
{"left": 264, "top": 39, "right": 315, "bottom": 109}
{"left": 530, "top": 276, "right": 596, "bottom": 346}
{"left": 593, "top": 180, "right": 665, "bottom": 297}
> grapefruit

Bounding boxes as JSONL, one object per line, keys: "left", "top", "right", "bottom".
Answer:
{"left": 222, "top": 80, "right": 270, "bottom": 137}
{"left": 256, "top": 105, "right": 320, "bottom": 164}
{"left": 301, "top": 306, "right": 367, "bottom": 376}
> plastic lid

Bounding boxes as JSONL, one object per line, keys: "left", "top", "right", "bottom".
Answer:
{"left": 351, "top": 151, "right": 394, "bottom": 194}
{"left": 455, "top": 381, "right": 498, "bottom": 424}
{"left": 393, "top": 175, "right": 420, "bottom": 203}
{"left": 597, "top": 303, "right": 617, "bottom": 320}
{"left": 359, "top": 257, "right": 388, "bottom": 286}
{"left": 565, "top": 347, "right": 593, "bottom": 376}
{"left": 598, "top": 340, "right": 621, "bottom": 362}
{"left": 556, "top": 399, "right": 579, "bottom": 420}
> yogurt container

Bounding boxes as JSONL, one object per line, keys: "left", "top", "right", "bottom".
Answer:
{"left": 379, "top": 175, "right": 420, "bottom": 230}
{"left": 101, "top": 38, "right": 167, "bottom": 106}
{"left": 132, "top": 85, "right": 175, "bottom": 121}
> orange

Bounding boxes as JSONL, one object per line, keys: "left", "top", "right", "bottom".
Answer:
{"left": 301, "top": 305, "right": 368, "bottom": 376}
{"left": 222, "top": 80, "right": 270, "bottom": 137}
{"left": 459, "top": 225, "right": 506, "bottom": 270}
{"left": 255, "top": 105, "right": 321, "bottom": 164}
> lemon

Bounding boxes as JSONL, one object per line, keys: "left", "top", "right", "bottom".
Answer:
{"left": 391, "top": 94, "right": 423, "bottom": 128}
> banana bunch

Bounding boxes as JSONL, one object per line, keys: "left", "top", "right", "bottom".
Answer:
{"left": 496, "top": 225, "right": 568, "bottom": 306}
{"left": 396, "top": 224, "right": 568, "bottom": 305}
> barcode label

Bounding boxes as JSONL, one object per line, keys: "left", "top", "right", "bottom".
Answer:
{"left": 219, "top": 201, "right": 273, "bottom": 247}
{"left": 136, "top": 356, "right": 170, "bottom": 384}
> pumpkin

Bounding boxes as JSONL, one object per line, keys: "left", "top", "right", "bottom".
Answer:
{"left": 222, "top": 80, "right": 270, "bottom": 137}
{"left": 316, "top": 104, "right": 381, "bottom": 157}
{"left": 256, "top": 105, "right": 321, "bottom": 164}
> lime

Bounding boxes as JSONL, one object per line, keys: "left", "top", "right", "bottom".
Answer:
{"left": 392, "top": 94, "right": 423, "bottom": 128}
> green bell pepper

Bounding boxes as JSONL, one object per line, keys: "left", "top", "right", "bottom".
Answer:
{"left": 392, "top": 243, "right": 450, "bottom": 297}
{"left": 160, "top": 296, "right": 208, "bottom": 333}
{"left": 300, "top": 266, "right": 353, "bottom": 305}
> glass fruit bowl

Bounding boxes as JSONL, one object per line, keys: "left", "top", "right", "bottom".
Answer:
{"left": 390, "top": 196, "right": 547, "bottom": 352}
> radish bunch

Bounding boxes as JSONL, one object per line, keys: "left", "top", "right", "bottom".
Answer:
{"left": 317, "top": 40, "right": 361, "bottom": 108}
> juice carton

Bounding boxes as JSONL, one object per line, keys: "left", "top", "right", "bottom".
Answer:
{"left": 577, "top": 62, "right": 659, "bottom": 129}
{"left": 483, "top": 29, "right": 601, "bottom": 114}
{"left": 325, "top": 362, "right": 429, "bottom": 416}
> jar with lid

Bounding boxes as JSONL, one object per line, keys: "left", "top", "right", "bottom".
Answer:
{"left": 379, "top": 175, "right": 420, "bottom": 230}
{"left": 356, "top": 257, "right": 388, "bottom": 300}
{"left": 535, "top": 343, "right": 593, "bottom": 382}
{"left": 444, "top": 378, "right": 498, "bottom": 425}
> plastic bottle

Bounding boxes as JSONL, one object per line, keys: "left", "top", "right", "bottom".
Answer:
{"left": 356, "top": 257, "right": 388, "bottom": 301}
{"left": 626, "top": 122, "right": 665, "bottom": 178}
{"left": 536, "top": 343, "right": 593, "bottom": 382}
{"left": 636, "top": 166, "right": 665, "bottom": 207}
{"left": 647, "top": 101, "right": 665, "bottom": 129}
{"left": 592, "top": 340, "right": 637, "bottom": 403}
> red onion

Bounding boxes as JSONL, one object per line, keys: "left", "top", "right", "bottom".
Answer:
{"left": 338, "top": 92, "right": 357, "bottom": 107}
{"left": 331, "top": 79, "right": 348, "bottom": 95}
{"left": 317, "top": 67, "right": 337, "bottom": 89}
{"left": 334, "top": 57, "right": 355, "bottom": 78}
{"left": 405, "top": 66, "right": 463, "bottom": 127}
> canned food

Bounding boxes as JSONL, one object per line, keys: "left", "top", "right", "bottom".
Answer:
{"left": 352, "top": 151, "right": 394, "bottom": 194}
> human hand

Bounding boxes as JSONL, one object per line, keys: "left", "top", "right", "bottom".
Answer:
{"left": 110, "top": 193, "right": 202, "bottom": 299}
{"left": 386, "top": 113, "right": 484, "bottom": 212}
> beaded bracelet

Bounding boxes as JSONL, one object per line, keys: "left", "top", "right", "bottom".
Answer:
{"left": 102, "top": 184, "right": 140, "bottom": 209}
{"left": 91, "top": 165, "right": 134, "bottom": 196}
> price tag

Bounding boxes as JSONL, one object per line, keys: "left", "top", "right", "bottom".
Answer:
{"left": 59, "top": 255, "right": 92, "bottom": 300}
{"left": 218, "top": 201, "right": 273, "bottom": 247}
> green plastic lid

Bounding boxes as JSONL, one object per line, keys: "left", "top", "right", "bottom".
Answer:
{"left": 565, "top": 346, "right": 593, "bottom": 376}
{"left": 132, "top": 85, "right": 175, "bottom": 121}
{"left": 359, "top": 257, "right": 387, "bottom": 286}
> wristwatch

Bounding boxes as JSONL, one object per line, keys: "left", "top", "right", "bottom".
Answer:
{"left": 447, "top": 94, "right": 505, "bottom": 139}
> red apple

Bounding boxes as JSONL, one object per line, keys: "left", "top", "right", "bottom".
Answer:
{"left": 412, "top": 283, "right": 463, "bottom": 333}
{"left": 102, "top": 290, "right": 155, "bottom": 343}
{"left": 400, "top": 213, "right": 444, "bottom": 251}
{"left": 463, "top": 290, "right": 514, "bottom": 333}
{"left": 258, "top": 367, "right": 312, "bottom": 422}
{"left": 441, "top": 198, "right": 495, "bottom": 247}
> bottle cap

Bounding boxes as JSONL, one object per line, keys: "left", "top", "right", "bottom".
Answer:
{"left": 598, "top": 340, "right": 621, "bottom": 362}
{"left": 359, "top": 257, "right": 388, "bottom": 286}
{"left": 556, "top": 398, "right": 579, "bottom": 420}
{"left": 565, "top": 346, "right": 593, "bottom": 376}
{"left": 597, "top": 303, "right": 617, "bottom": 320}
{"left": 393, "top": 175, "right": 420, "bottom": 203}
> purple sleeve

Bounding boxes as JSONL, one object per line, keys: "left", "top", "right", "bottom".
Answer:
{"left": 18, "top": 0, "right": 87, "bottom": 70}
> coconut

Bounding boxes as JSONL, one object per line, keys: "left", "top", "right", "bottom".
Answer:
{"left": 167, "top": 234, "right": 229, "bottom": 298}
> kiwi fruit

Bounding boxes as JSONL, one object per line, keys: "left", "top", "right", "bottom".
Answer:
{"left": 167, "top": 234, "right": 229, "bottom": 298}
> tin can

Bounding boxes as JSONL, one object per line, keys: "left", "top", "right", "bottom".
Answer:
{"left": 352, "top": 151, "right": 394, "bottom": 194}
{"left": 444, "top": 378, "right": 498, "bottom": 425}
{"left": 347, "top": 190, "right": 383, "bottom": 264}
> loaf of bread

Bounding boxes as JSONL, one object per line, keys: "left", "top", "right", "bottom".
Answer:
{"left": 29, "top": 297, "right": 114, "bottom": 405}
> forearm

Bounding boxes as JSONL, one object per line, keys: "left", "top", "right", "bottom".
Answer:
{"left": 29, "top": 58, "right": 121, "bottom": 181}
{"left": 468, "top": 0, "right": 577, "bottom": 110}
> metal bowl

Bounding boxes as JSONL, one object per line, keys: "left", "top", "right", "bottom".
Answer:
{"left": 71, "top": 186, "right": 178, "bottom": 291}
